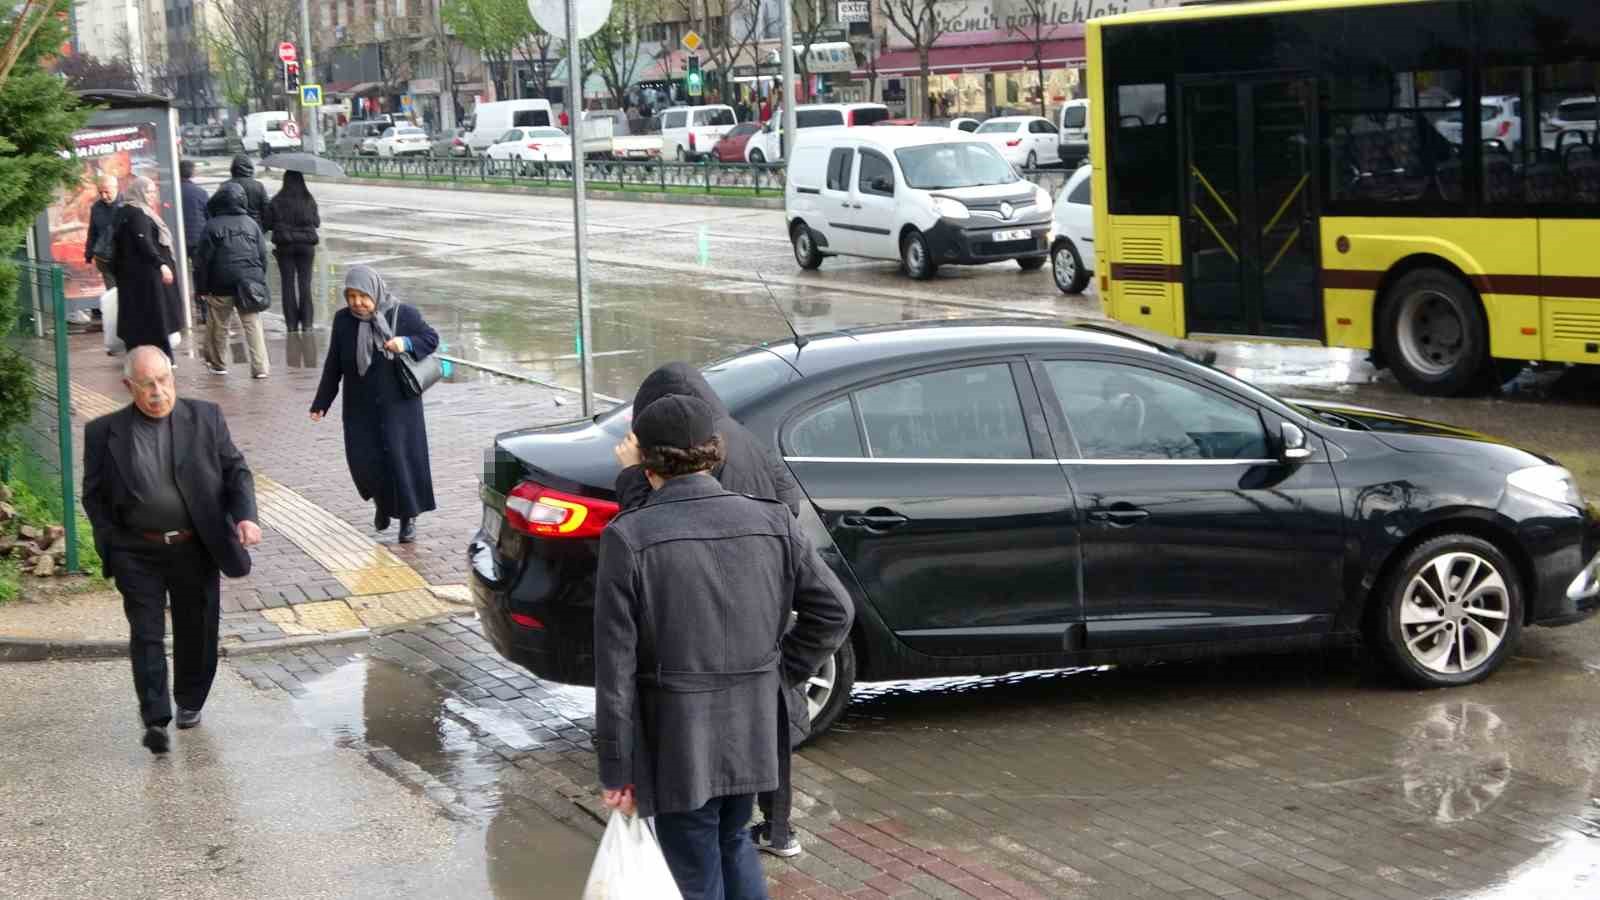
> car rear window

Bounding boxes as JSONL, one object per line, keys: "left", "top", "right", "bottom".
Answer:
{"left": 1558, "top": 100, "right": 1597, "bottom": 120}
{"left": 975, "top": 121, "right": 1018, "bottom": 134}
{"left": 797, "top": 109, "right": 844, "bottom": 128}
{"left": 850, "top": 107, "right": 889, "bottom": 126}
{"left": 695, "top": 108, "right": 735, "bottom": 126}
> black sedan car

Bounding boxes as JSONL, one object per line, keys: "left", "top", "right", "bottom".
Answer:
{"left": 469, "top": 321, "right": 1600, "bottom": 737}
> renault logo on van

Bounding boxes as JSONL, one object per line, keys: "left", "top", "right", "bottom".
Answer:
{"left": 999, "top": 201, "right": 1014, "bottom": 220}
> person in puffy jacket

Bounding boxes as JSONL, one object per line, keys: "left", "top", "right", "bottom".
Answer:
{"left": 208, "top": 154, "right": 268, "bottom": 227}
{"left": 194, "top": 182, "right": 270, "bottom": 379}
{"left": 263, "top": 170, "right": 320, "bottom": 332}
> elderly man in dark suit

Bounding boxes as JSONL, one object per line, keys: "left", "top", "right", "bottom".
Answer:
{"left": 595, "top": 394, "right": 853, "bottom": 900}
{"left": 83, "top": 345, "right": 263, "bottom": 755}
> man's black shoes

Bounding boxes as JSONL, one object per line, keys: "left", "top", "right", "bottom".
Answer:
{"left": 398, "top": 518, "right": 416, "bottom": 543}
{"left": 176, "top": 708, "right": 202, "bottom": 730}
{"left": 142, "top": 725, "right": 170, "bottom": 754}
{"left": 374, "top": 510, "right": 391, "bottom": 531}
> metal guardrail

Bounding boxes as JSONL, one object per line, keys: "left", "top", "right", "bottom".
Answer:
{"left": 331, "top": 153, "right": 791, "bottom": 196}
{"left": 7, "top": 259, "right": 79, "bottom": 573}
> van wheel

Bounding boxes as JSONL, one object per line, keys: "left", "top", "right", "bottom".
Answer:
{"left": 1053, "top": 239, "right": 1091, "bottom": 293}
{"left": 1017, "top": 256, "right": 1046, "bottom": 272}
{"left": 799, "top": 638, "right": 856, "bottom": 745}
{"left": 792, "top": 223, "right": 823, "bottom": 270}
{"left": 901, "top": 230, "right": 937, "bottom": 280}
{"left": 1379, "top": 268, "right": 1489, "bottom": 396}
{"left": 750, "top": 149, "right": 766, "bottom": 164}
{"left": 1372, "top": 534, "right": 1522, "bottom": 688}
{"left": 675, "top": 146, "right": 685, "bottom": 162}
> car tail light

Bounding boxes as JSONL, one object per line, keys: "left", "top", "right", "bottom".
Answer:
{"left": 1007, "top": 138, "right": 1022, "bottom": 146}
{"left": 527, "top": 142, "right": 541, "bottom": 150}
{"left": 453, "top": 137, "right": 464, "bottom": 145}
{"left": 1498, "top": 120, "right": 1511, "bottom": 137}
{"left": 510, "top": 612, "right": 545, "bottom": 630}
{"left": 689, "top": 133, "right": 697, "bottom": 151}
{"left": 504, "top": 480, "right": 618, "bottom": 539}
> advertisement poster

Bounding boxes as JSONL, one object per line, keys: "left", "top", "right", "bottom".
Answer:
{"left": 45, "top": 120, "right": 180, "bottom": 305}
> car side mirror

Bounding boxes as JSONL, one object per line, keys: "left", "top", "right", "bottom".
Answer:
{"left": 1280, "top": 422, "right": 1313, "bottom": 462}
{"left": 871, "top": 176, "right": 893, "bottom": 194}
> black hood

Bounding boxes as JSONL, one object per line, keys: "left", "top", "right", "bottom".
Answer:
{"left": 230, "top": 154, "right": 255, "bottom": 178}
{"left": 632, "top": 362, "right": 730, "bottom": 418}
{"left": 212, "top": 181, "right": 249, "bottom": 216}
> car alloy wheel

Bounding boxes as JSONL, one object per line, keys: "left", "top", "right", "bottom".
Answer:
{"left": 804, "top": 654, "right": 837, "bottom": 720}
{"left": 1399, "top": 551, "right": 1511, "bottom": 675}
{"left": 1053, "top": 239, "right": 1090, "bottom": 293}
{"left": 1026, "top": 150, "right": 1038, "bottom": 169}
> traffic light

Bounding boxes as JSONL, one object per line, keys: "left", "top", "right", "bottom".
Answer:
{"left": 284, "top": 61, "right": 300, "bottom": 95}
{"left": 686, "top": 55, "right": 702, "bottom": 97}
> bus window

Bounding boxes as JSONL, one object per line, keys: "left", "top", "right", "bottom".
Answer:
{"left": 1108, "top": 83, "right": 1175, "bottom": 215}
{"left": 1540, "top": 63, "right": 1600, "bottom": 208}
{"left": 1326, "top": 68, "right": 1462, "bottom": 208}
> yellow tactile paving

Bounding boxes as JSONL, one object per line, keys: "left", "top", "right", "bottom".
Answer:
{"left": 348, "top": 590, "right": 456, "bottom": 629}
{"left": 261, "top": 600, "right": 366, "bottom": 635}
{"left": 66, "top": 379, "right": 433, "bottom": 600}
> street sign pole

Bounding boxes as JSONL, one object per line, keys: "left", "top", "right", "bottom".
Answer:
{"left": 299, "top": 0, "right": 318, "bottom": 152}
{"left": 779, "top": 0, "right": 797, "bottom": 159}
{"left": 566, "top": 0, "right": 594, "bottom": 417}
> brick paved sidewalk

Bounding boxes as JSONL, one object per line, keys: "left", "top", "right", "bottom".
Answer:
{"left": 55, "top": 326, "right": 573, "bottom": 645}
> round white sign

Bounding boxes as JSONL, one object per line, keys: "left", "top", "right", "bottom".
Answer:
{"left": 529, "top": 0, "right": 612, "bottom": 40}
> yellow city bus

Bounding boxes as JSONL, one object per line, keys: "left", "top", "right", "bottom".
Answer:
{"left": 1085, "top": 0, "right": 1600, "bottom": 395}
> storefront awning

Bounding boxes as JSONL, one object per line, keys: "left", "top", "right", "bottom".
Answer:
{"left": 858, "top": 38, "right": 1085, "bottom": 77}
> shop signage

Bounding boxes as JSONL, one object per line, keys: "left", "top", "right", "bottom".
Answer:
{"left": 887, "top": 0, "right": 1178, "bottom": 48}
{"left": 837, "top": 0, "right": 870, "bottom": 23}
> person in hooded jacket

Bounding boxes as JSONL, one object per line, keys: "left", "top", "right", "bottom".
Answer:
{"left": 262, "top": 170, "right": 320, "bottom": 332}
{"left": 613, "top": 362, "right": 802, "bottom": 515}
{"left": 209, "top": 154, "right": 268, "bottom": 227}
{"left": 194, "top": 182, "right": 271, "bottom": 379}
{"left": 612, "top": 361, "right": 811, "bottom": 859}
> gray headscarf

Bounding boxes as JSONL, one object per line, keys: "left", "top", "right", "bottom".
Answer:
{"left": 345, "top": 264, "right": 400, "bottom": 377}
{"left": 124, "top": 175, "right": 173, "bottom": 252}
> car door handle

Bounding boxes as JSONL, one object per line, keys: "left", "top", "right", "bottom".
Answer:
{"left": 840, "top": 511, "right": 908, "bottom": 531}
{"left": 1086, "top": 506, "right": 1149, "bottom": 527}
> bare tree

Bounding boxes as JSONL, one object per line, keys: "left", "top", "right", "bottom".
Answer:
{"left": 584, "top": 0, "right": 657, "bottom": 109}
{"left": 424, "top": 8, "right": 467, "bottom": 125}
{"left": 711, "top": 0, "right": 764, "bottom": 103}
{"left": 790, "top": 0, "right": 831, "bottom": 103}
{"left": 209, "top": 0, "right": 298, "bottom": 110}
{"left": 879, "top": 0, "right": 962, "bottom": 115}
{"left": 1006, "top": 0, "right": 1051, "bottom": 117}
{"left": 510, "top": 9, "right": 557, "bottom": 100}
{"left": 54, "top": 52, "right": 139, "bottom": 92}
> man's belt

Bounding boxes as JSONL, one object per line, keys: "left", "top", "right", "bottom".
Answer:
{"left": 638, "top": 651, "right": 781, "bottom": 694}
{"left": 139, "top": 529, "right": 195, "bottom": 545}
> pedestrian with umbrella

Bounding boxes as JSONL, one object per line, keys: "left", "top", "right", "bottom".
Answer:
{"left": 263, "top": 170, "right": 321, "bottom": 333}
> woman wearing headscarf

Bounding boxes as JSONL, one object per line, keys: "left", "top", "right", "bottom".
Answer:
{"left": 262, "top": 170, "right": 321, "bottom": 332}
{"left": 308, "top": 266, "right": 440, "bottom": 543}
{"left": 111, "top": 175, "right": 183, "bottom": 359}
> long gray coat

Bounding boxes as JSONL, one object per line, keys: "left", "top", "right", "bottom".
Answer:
{"left": 593, "top": 473, "right": 853, "bottom": 818}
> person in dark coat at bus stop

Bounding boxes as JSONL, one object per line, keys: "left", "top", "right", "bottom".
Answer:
{"left": 111, "top": 175, "right": 182, "bottom": 360}
{"left": 210, "top": 154, "right": 268, "bottom": 227}
{"left": 308, "top": 265, "right": 439, "bottom": 544}
{"left": 262, "top": 170, "right": 321, "bottom": 332}
{"left": 595, "top": 394, "right": 853, "bottom": 900}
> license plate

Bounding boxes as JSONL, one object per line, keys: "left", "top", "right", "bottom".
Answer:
{"left": 481, "top": 506, "right": 502, "bottom": 544}
{"left": 993, "top": 229, "right": 1032, "bottom": 242}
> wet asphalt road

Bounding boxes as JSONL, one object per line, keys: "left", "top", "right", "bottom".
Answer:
{"left": 43, "top": 170, "right": 1592, "bottom": 896}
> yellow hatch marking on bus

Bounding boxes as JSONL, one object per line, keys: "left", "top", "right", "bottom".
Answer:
{"left": 1265, "top": 226, "right": 1303, "bottom": 275}
{"left": 1189, "top": 166, "right": 1238, "bottom": 225}
{"left": 1193, "top": 208, "right": 1239, "bottom": 262}
{"left": 1262, "top": 174, "right": 1309, "bottom": 237}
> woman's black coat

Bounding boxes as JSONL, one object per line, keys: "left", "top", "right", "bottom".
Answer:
{"left": 310, "top": 305, "right": 440, "bottom": 518}
{"left": 110, "top": 205, "right": 181, "bottom": 353}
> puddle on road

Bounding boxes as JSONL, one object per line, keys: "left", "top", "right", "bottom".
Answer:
{"left": 289, "top": 655, "right": 598, "bottom": 899}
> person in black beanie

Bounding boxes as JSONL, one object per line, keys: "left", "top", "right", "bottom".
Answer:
{"left": 594, "top": 394, "right": 852, "bottom": 900}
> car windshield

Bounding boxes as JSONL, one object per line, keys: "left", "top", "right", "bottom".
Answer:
{"left": 975, "top": 120, "right": 1019, "bottom": 134}
{"left": 896, "top": 143, "right": 1019, "bottom": 189}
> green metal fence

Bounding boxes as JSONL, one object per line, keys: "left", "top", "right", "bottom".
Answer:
{"left": 7, "top": 259, "right": 81, "bottom": 573}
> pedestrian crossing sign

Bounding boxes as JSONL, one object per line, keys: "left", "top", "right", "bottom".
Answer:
{"left": 301, "top": 84, "right": 323, "bottom": 107}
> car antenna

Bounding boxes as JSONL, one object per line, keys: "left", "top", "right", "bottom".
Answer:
{"left": 754, "top": 269, "right": 809, "bottom": 352}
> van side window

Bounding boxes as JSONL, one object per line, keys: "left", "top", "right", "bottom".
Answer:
{"left": 797, "top": 109, "right": 844, "bottom": 128}
{"left": 511, "top": 110, "right": 550, "bottom": 127}
{"left": 858, "top": 150, "right": 894, "bottom": 196}
{"left": 664, "top": 110, "right": 687, "bottom": 129}
{"left": 826, "top": 148, "right": 855, "bottom": 191}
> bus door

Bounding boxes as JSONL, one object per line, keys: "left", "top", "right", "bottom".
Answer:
{"left": 1181, "top": 76, "right": 1321, "bottom": 341}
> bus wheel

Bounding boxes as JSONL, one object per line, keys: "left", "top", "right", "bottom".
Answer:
{"left": 1380, "top": 269, "right": 1489, "bottom": 397}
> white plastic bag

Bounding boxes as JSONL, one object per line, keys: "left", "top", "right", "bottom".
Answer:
{"left": 582, "top": 811, "right": 684, "bottom": 900}
{"left": 100, "top": 287, "right": 181, "bottom": 354}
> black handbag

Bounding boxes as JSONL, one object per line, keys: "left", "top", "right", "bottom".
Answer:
{"left": 389, "top": 306, "right": 442, "bottom": 396}
{"left": 234, "top": 278, "right": 271, "bottom": 314}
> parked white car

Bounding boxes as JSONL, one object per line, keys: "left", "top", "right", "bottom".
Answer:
{"left": 785, "top": 126, "right": 1051, "bottom": 280}
{"left": 1051, "top": 162, "right": 1095, "bottom": 294}
{"left": 975, "top": 116, "right": 1061, "bottom": 169}
{"left": 244, "top": 111, "right": 299, "bottom": 156}
{"left": 1436, "top": 95, "right": 1522, "bottom": 153}
{"left": 376, "top": 125, "right": 431, "bottom": 157}
{"left": 467, "top": 99, "right": 555, "bottom": 155}
{"left": 1544, "top": 95, "right": 1598, "bottom": 151}
{"left": 1057, "top": 99, "right": 1090, "bottom": 166}
{"left": 659, "top": 104, "right": 738, "bottom": 161}
{"left": 745, "top": 103, "right": 892, "bottom": 163}
{"left": 485, "top": 127, "right": 572, "bottom": 172}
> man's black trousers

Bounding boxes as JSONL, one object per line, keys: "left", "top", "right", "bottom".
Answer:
{"left": 110, "top": 540, "right": 221, "bottom": 727}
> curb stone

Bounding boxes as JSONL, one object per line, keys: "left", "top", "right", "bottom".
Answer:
{"left": 0, "top": 612, "right": 464, "bottom": 662}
